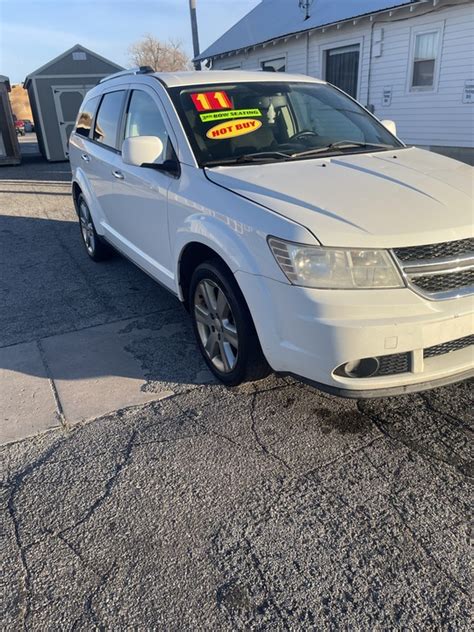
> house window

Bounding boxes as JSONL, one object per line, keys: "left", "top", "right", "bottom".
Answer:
{"left": 409, "top": 25, "right": 443, "bottom": 91}
{"left": 324, "top": 45, "right": 360, "bottom": 99}
{"left": 413, "top": 32, "right": 439, "bottom": 87}
{"left": 261, "top": 57, "right": 286, "bottom": 72}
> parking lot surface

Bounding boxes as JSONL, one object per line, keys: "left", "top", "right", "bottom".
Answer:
{"left": 1, "top": 143, "right": 472, "bottom": 630}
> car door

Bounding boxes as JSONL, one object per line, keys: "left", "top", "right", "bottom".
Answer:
{"left": 109, "top": 86, "right": 176, "bottom": 289}
{"left": 84, "top": 88, "right": 128, "bottom": 232}
{"left": 70, "top": 93, "right": 101, "bottom": 195}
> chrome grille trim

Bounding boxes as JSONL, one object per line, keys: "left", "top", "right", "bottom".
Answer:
{"left": 392, "top": 239, "right": 474, "bottom": 300}
{"left": 394, "top": 238, "right": 474, "bottom": 262}
{"left": 403, "top": 255, "right": 474, "bottom": 275}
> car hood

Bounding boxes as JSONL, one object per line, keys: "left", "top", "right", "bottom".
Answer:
{"left": 205, "top": 147, "right": 473, "bottom": 248}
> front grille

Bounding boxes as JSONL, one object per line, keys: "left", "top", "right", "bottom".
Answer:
{"left": 412, "top": 269, "right": 474, "bottom": 294}
{"left": 376, "top": 353, "right": 410, "bottom": 376}
{"left": 424, "top": 334, "right": 474, "bottom": 359}
{"left": 394, "top": 238, "right": 474, "bottom": 262}
{"left": 392, "top": 238, "right": 474, "bottom": 299}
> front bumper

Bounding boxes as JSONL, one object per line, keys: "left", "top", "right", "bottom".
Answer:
{"left": 285, "top": 369, "right": 473, "bottom": 399}
{"left": 236, "top": 271, "right": 474, "bottom": 397}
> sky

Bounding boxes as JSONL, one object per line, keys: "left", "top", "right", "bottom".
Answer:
{"left": 0, "top": 0, "right": 260, "bottom": 83}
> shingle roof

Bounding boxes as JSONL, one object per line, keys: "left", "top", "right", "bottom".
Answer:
{"left": 24, "top": 44, "right": 123, "bottom": 86}
{"left": 197, "top": 0, "right": 416, "bottom": 60}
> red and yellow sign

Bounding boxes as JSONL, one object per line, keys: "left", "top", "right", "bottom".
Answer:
{"left": 206, "top": 119, "right": 262, "bottom": 140}
{"left": 191, "top": 91, "right": 232, "bottom": 111}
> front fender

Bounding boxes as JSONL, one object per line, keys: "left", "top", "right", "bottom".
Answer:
{"left": 176, "top": 212, "right": 262, "bottom": 270}
{"left": 174, "top": 213, "right": 266, "bottom": 300}
{"left": 170, "top": 166, "right": 319, "bottom": 300}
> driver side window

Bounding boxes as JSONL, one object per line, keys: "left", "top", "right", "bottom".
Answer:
{"left": 123, "top": 90, "right": 172, "bottom": 159}
{"left": 291, "top": 91, "right": 364, "bottom": 142}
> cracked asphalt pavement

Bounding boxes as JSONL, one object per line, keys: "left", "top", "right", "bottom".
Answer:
{"left": 1, "top": 142, "right": 473, "bottom": 630}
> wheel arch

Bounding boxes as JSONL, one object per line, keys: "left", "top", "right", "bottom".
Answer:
{"left": 178, "top": 241, "right": 236, "bottom": 308}
{"left": 70, "top": 171, "right": 105, "bottom": 236}
{"left": 72, "top": 181, "right": 82, "bottom": 215}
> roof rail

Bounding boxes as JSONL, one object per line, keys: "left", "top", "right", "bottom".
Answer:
{"left": 99, "top": 66, "right": 155, "bottom": 84}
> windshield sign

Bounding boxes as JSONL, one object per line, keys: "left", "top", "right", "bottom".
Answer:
{"left": 170, "top": 82, "right": 402, "bottom": 167}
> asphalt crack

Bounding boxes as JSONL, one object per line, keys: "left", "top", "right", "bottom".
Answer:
{"left": 356, "top": 399, "right": 473, "bottom": 479}
{"left": 5, "top": 436, "right": 68, "bottom": 629}
{"left": 420, "top": 392, "right": 473, "bottom": 433}
{"left": 362, "top": 448, "right": 471, "bottom": 597}
{"left": 56, "top": 430, "right": 138, "bottom": 538}
{"left": 243, "top": 535, "right": 291, "bottom": 630}
{"left": 249, "top": 391, "right": 291, "bottom": 471}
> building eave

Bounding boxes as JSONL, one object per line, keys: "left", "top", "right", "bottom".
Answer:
{"left": 195, "top": 0, "right": 435, "bottom": 62}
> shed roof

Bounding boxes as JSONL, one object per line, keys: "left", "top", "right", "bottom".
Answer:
{"left": 196, "top": 0, "right": 417, "bottom": 60}
{"left": 24, "top": 44, "right": 123, "bottom": 86}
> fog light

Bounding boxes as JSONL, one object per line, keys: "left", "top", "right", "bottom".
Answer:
{"left": 339, "top": 357, "right": 380, "bottom": 378}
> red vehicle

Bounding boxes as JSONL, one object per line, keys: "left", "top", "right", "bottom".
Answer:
{"left": 15, "top": 120, "right": 25, "bottom": 136}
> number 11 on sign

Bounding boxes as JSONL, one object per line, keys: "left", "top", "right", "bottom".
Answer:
{"left": 191, "top": 91, "right": 232, "bottom": 111}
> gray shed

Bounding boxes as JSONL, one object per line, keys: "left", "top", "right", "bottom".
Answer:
{"left": 24, "top": 44, "right": 123, "bottom": 161}
{"left": 0, "top": 75, "right": 21, "bottom": 166}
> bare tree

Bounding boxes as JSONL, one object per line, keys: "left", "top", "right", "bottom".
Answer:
{"left": 128, "top": 35, "right": 190, "bottom": 72}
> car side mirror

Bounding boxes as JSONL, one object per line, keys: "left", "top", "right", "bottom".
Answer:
{"left": 381, "top": 120, "right": 397, "bottom": 137}
{"left": 122, "top": 135, "right": 180, "bottom": 177}
{"left": 122, "top": 135, "right": 164, "bottom": 167}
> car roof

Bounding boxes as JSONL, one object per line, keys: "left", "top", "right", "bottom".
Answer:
{"left": 153, "top": 70, "right": 325, "bottom": 87}
{"left": 87, "top": 70, "right": 326, "bottom": 99}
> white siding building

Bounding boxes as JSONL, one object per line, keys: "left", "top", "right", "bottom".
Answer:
{"left": 196, "top": 0, "right": 474, "bottom": 164}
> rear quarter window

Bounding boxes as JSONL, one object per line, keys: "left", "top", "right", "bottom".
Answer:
{"left": 75, "top": 96, "right": 100, "bottom": 139}
{"left": 93, "top": 90, "right": 126, "bottom": 150}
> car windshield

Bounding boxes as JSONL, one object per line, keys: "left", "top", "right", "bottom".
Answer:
{"left": 169, "top": 81, "right": 402, "bottom": 167}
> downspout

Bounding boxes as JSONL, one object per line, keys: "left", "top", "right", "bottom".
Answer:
{"left": 366, "top": 20, "right": 376, "bottom": 110}
{"left": 306, "top": 31, "right": 310, "bottom": 75}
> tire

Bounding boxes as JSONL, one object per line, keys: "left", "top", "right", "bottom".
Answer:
{"left": 189, "top": 259, "right": 270, "bottom": 385}
{"left": 77, "top": 194, "right": 113, "bottom": 261}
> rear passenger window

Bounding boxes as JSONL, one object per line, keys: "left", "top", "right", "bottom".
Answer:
{"left": 124, "top": 90, "right": 170, "bottom": 154}
{"left": 93, "top": 90, "right": 126, "bottom": 149}
{"left": 75, "top": 96, "right": 99, "bottom": 138}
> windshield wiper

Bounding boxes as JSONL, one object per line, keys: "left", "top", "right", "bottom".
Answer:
{"left": 204, "top": 143, "right": 393, "bottom": 167}
{"left": 291, "top": 141, "right": 394, "bottom": 159}
{"left": 204, "top": 151, "right": 292, "bottom": 167}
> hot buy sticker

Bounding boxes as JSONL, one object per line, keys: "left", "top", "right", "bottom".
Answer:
{"left": 206, "top": 119, "right": 262, "bottom": 140}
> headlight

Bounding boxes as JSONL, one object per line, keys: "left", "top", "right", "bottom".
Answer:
{"left": 268, "top": 238, "right": 403, "bottom": 289}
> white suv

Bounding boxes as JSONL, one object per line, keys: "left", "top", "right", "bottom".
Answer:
{"left": 69, "top": 68, "right": 473, "bottom": 398}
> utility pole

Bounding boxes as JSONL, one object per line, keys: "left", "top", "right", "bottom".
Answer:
{"left": 189, "top": 0, "right": 201, "bottom": 70}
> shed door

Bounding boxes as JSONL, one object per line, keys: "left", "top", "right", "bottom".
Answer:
{"left": 52, "top": 86, "right": 95, "bottom": 158}
{"left": 325, "top": 45, "right": 360, "bottom": 99}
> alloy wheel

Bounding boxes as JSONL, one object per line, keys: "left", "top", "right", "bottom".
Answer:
{"left": 194, "top": 279, "right": 239, "bottom": 373}
{"left": 79, "top": 200, "right": 95, "bottom": 255}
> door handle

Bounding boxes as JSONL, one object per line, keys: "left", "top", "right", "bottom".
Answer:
{"left": 81, "top": 153, "right": 90, "bottom": 162}
{"left": 112, "top": 170, "right": 124, "bottom": 180}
